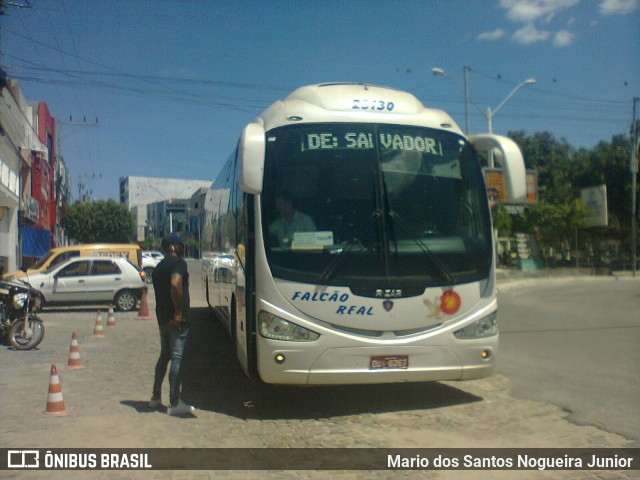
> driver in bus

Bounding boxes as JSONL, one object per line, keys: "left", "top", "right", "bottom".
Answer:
{"left": 268, "top": 191, "right": 316, "bottom": 247}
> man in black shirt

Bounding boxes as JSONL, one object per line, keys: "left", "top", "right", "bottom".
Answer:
{"left": 149, "top": 233, "right": 194, "bottom": 416}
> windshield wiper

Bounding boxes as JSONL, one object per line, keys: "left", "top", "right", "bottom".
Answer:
{"left": 318, "top": 236, "right": 367, "bottom": 283}
{"left": 386, "top": 210, "right": 456, "bottom": 285}
{"left": 376, "top": 175, "right": 455, "bottom": 285}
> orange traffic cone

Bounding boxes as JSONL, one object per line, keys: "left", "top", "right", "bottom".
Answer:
{"left": 66, "top": 332, "right": 84, "bottom": 370}
{"left": 93, "top": 310, "right": 105, "bottom": 337}
{"left": 137, "top": 286, "right": 152, "bottom": 320}
{"left": 43, "top": 364, "right": 69, "bottom": 417}
{"left": 106, "top": 304, "right": 116, "bottom": 327}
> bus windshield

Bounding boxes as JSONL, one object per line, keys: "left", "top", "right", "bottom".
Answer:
{"left": 261, "top": 123, "right": 492, "bottom": 294}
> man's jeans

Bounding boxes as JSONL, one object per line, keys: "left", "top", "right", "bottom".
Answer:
{"left": 152, "top": 324, "right": 189, "bottom": 407}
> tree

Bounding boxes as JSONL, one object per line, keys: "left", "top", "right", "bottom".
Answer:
{"left": 516, "top": 199, "right": 588, "bottom": 266}
{"left": 62, "top": 200, "right": 135, "bottom": 243}
{"left": 508, "top": 131, "right": 575, "bottom": 204}
{"left": 572, "top": 135, "right": 633, "bottom": 237}
{"left": 492, "top": 204, "right": 512, "bottom": 237}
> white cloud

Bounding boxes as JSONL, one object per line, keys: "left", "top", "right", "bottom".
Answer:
{"left": 500, "top": 0, "right": 580, "bottom": 23}
{"left": 502, "top": 0, "right": 545, "bottom": 22}
{"left": 553, "top": 29, "right": 576, "bottom": 46}
{"left": 598, "top": 0, "right": 638, "bottom": 14}
{"left": 496, "top": 0, "right": 581, "bottom": 46}
{"left": 478, "top": 28, "right": 507, "bottom": 41}
{"left": 492, "top": 0, "right": 634, "bottom": 47}
{"left": 512, "top": 23, "right": 552, "bottom": 44}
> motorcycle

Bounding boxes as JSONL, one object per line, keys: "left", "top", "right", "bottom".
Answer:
{"left": 0, "top": 278, "right": 44, "bottom": 350}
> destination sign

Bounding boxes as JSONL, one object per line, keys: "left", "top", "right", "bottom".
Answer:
{"left": 303, "top": 131, "right": 443, "bottom": 156}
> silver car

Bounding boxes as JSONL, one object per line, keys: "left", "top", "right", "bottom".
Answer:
{"left": 141, "top": 250, "right": 165, "bottom": 283}
{"left": 27, "top": 256, "right": 146, "bottom": 311}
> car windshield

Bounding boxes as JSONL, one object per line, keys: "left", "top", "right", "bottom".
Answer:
{"left": 261, "top": 123, "right": 492, "bottom": 293}
{"left": 31, "top": 251, "right": 55, "bottom": 270}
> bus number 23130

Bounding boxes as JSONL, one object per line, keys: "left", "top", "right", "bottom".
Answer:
{"left": 352, "top": 99, "right": 395, "bottom": 111}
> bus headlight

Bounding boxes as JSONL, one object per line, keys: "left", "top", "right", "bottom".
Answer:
{"left": 258, "top": 311, "right": 320, "bottom": 342}
{"left": 454, "top": 311, "right": 498, "bottom": 339}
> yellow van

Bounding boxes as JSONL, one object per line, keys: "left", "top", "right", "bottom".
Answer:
{"left": 2, "top": 244, "right": 142, "bottom": 280}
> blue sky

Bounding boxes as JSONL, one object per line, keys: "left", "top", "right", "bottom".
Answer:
{"left": 3, "top": 0, "right": 639, "bottom": 200}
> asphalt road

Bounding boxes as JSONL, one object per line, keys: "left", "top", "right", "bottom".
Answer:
{"left": 496, "top": 277, "right": 640, "bottom": 444}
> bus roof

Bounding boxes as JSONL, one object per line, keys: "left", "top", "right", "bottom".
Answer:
{"left": 258, "top": 83, "right": 463, "bottom": 135}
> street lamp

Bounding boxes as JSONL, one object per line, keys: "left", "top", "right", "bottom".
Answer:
{"left": 485, "top": 78, "right": 535, "bottom": 168}
{"left": 432, "top": 68, "right": 535, "bottom": 131}
{"left": 143, "top": 183, "right": 197, "bottom": 236}
{"left": 431, "top": 66, "right": 477, "bottom": 134}
{"left": 432, "top": 67, "right": 535, "bottom": 167}
{"left": 486, "top": 78, "right": 537, "bottom": 135}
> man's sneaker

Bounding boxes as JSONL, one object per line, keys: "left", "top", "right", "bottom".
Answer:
{"left": 168, "top": 400, "right": 195, "bottom": 416}
{"left": 149, "top": 397, "right": 163, "bottom": 408}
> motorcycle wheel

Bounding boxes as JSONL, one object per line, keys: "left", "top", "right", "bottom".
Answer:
{"left": 9, "top": 317, "right": 45, "bottom": 350}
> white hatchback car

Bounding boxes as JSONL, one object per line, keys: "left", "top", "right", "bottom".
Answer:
{"left": 142, "top": 250, "right": 165, "bottom": 283}
{"left": 26, "top": 256, "right": 146, "bottom": 311}
{"left": 143, "top": 250, "right": 164, "bottom": 262}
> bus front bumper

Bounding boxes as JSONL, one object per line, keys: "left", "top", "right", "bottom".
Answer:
{"left": 257, "top": 341, "right": 497, "bottom": 385}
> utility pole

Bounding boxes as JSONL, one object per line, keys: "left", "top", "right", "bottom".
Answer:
{"left": 463, "top": 65, "right": 470, "bottom": 135}
{"left": 631, "top": 97, "right": 639, "bottom": 277}
{"left": 56, "top": 116, "right": 99, "bottom": 203}
{"left": 77, "top": 173, "right": 102, "bottom": 203}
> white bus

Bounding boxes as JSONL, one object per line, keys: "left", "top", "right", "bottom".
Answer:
{"left": 202, "top": 83, "right": 526, "bottom": 385}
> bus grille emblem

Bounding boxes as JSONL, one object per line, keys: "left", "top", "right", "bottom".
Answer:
{"left": 383, "top": 300, "right": 394, "bottom": 312}
{"left": 376, "top": 289, "right": 402, "bottom": 298}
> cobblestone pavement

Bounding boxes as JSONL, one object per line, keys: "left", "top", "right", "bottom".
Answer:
{"left": 0, "top": 272, "right": 637, "bottom": 480}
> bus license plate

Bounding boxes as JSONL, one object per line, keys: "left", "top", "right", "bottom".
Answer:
{"left": 369, "top": 355, "right": 409, "bottom": 370}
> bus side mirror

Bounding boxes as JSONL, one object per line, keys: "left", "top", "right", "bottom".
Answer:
{"left": 239, "top": 122, "right": 266, "bottom": 194}
{"left": 469, "top": 134, "right": 527, "bottom": 201}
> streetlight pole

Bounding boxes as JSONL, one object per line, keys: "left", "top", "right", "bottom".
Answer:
{"left": 463, "top": 65, "right": 471, "bottom": 135}
{"left": 631, "top": 136, "right": 638, "bottom": 277}
{"left": 486, "top": 78, "right": 537, "bottom": 134}
{"left": 432, "top": 67, "right": 535, "bottom": 159}
{"left": 630, "top": 97, "right": 639, "bottom": 277}
{"left": 143, "top": 183, "right": 196, "bottom": 239}
{"left": 432, "top": 66, "right": 479, "bottom": 134}
{"left": 485, "top": 77, "right": 536, "bottom": 168}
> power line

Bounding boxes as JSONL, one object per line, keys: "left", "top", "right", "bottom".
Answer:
{"left": 13, "top": 24, "right": 629, "bottom": 116}
{"left": 5, "top": 28, "right": 291, "bottom": 94}
{"left": 8, "top": 61, "right": 631, "bottom": 124}
{"left": 6, "top": 61, "right": 290, "bottom": 96}
{"left": 8, "top": 25, "right": 637, "bottom": 139}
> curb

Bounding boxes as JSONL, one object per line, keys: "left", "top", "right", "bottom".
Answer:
{"left": 496, "top": 271, "right": 640, "bottom": 292}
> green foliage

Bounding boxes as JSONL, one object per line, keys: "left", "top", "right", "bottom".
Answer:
{"left": 572, "top": 135, "right": 633, "bottom": 237}
{"left": 140, "top": 238, "right": 159, "bottom": 251}
{"left": 62, "top": 200, "right": 135, "bottom": 243}
{"left": 519, "top": 200, "right": 588, "bottom": 238}
{"left": 184, "top": 237, "right": 200, "bottom": 258}
{"left": 492, "top": 204, "right": 513, "bottom": 236}
{"left": 508, "top": 130, "right": 575, "bottom": 204}
{"left": 507, "top": 131, "right": 637, "bottom": 235}
{"left": 515, "top": 199, "right": 589, "bottom": 265}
